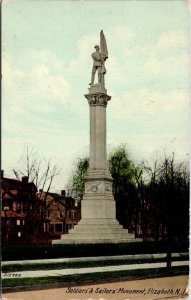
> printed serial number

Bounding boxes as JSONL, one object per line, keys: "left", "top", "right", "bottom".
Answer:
{"left": 3, "top": 272, "right": 21, "bottom": 277}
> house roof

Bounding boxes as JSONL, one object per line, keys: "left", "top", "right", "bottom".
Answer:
{"left": 1, "top": 177, "right": 37, "bottom": 203}
{"left": 37, "top": 191, "right": 64, "bottom": 199}
{"left": 36, "top": 191, "right": 74, "bottom": 206}
{"left": 2, "top": 177, "right": 37, "bottom": 191}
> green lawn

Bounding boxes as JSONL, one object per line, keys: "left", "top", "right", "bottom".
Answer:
{"left": 2, "top": 240, "right": 189, "bottom": 261}
{"left": 2, "top": 255, "right": 189, "bottom": 273}
{"left": 2, "top": 267, "right": 189, "bottom": 290}
{"left": 1, "top": 258, "right": 164, "bottom": 272}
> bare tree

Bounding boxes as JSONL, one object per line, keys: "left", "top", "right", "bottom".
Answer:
{"left": 13, "top": 147, "right": 62, "bottom": 237}
{"left": 13, "top": 147, "right": 61, "bottom": 189}
{"left": 136, "top": 153, "right": 189, "bottom": 242}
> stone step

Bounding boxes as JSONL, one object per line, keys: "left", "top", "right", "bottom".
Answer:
{"left": 60, "top": 232, "right": 135, "bottom": 240}
{"left": 53, "top": 237, "right": 137, "bottom": 244}
{"left": 69, "top": 230, "right": 128, "bottom": 235}
{"left": 78, "top": 219, "right": 121, "bottom": 225}
{"left": 68, "top": 228, "right": 128, "bottom": 234}
{"left": 69, "top": 225, "right": 125, "bottom": 233}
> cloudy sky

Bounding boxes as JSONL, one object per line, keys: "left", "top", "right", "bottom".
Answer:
{"left": 2, "top": 0, "right": 190, "bottom": 192}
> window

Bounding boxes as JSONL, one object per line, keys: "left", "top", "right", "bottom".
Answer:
{"left": 3, "top": 200, "right": 10, "bottom": 211}
{"left": 16, "top": 203, "right": 21, "bottom": 213}
{"left": 69, "top": 210, "right": 75, "bottom": 220}
{"left": 55, "top": 223, "right": 62, "bottom": 232}
{"left": 16, "top": 220, "right": 21, "bottom": 226}
{"left": 13, "top": 202, "right": 17, "bottom": 211}
{"left": 3, "top": 206, "right": 9, "bottom": 211}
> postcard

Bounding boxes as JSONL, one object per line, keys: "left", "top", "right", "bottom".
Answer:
{"left": 1, "top": 0, "right": 190, "bottom": 299}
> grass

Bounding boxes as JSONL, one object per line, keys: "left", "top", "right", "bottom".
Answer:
{"left": 1, "top": 258, "right": 167, "bottom": 272}
{"left": 2, "top": 240, "right": 189, "bottom": 261}
{"left": 2, "top": 266, "right": 189, "bottom": 290}
{"left": 2, "top": 255, "right": 189, "bottom": 273}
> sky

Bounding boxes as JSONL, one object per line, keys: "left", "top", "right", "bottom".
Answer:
{"left": 2, "top": 0, "right": 190, "bottom": 192}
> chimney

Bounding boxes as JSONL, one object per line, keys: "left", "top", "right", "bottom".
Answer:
{"left": 61, "top": 190, "right": 65, "bottom": 196}
{"left": 22, "top": 176, "right": 28, "bottom": 183}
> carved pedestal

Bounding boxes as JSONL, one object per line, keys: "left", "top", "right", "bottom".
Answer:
{"left": 53, "top": 84, "right": 141, "bottom": 244}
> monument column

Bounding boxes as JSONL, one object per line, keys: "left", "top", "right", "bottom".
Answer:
{"left": 89, "top": 96, "right": 107, "bottom": 170}
{"left": 52, "top": 31, "right": 142, "bottom": 244}
{"left": 86, "top": 86, "right": 111, "bottom": 172}
{"left": 82, "top": 84, "right": 115, "bottom": 221}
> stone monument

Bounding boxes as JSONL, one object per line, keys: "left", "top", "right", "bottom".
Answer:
{"left": 53, "top": 31, "right": 140, "bottom": 244}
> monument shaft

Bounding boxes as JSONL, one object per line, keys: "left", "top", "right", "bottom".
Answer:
{"left": 52, "top": 31, "right": 141, "bottom": 244}
{"left": 53, "top": 85, "right": 138, "bottom": 243}
{"left": 90, "top": 105, "right": 106, "bottom": 170}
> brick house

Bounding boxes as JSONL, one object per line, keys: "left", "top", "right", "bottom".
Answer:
{"left": 1, "top": 170, "right": 81, "bottom": 244}
{"left": 1, "top": 171, "right": 38, "bottom": 243}
{"left": 36, "top": 190, "right": 81, "bottom": 239}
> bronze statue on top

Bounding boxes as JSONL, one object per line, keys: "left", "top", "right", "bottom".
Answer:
{"left": 90, "top": 30, "right": 108, "bottom": 87}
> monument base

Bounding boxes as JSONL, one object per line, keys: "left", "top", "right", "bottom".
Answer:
{"left": 52, "top": 217, "right": 142, "bottom": 244}
{"left": 52, "top": 171, "right": 142, "bottom": 244}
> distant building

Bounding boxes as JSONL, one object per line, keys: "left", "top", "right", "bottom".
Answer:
{"left": 36, "top": 190, "right": 81, "bottom": 239}
{"left": 1, "top": 170, "right": 38, "bottom": 243}
{"left": 1, "top": 170, "right": 81, "bottom": 244}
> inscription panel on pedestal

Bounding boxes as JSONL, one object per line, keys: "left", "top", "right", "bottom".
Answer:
{"left": 85, "top": 181, "right": 112, "bottom": 194}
